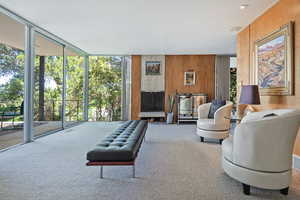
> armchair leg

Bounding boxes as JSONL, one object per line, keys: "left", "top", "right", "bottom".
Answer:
{"left": 280, "top": 187, "right": 289, "bottom": 195}
{"left": 219, "top": 139, "right": 223, "bottom": 144}
{"left": 242, "top": 184, "right": 250, "bottom": 195}
{"left": 200, "top": 137, "right": 204, "bottom": 142}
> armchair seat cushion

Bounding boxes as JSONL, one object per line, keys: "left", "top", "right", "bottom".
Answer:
{"left": 197, "top": 119, "right": 229, "bottom": 131}
{"left": 222, "top": 136, "right": 233, "bottom": 161}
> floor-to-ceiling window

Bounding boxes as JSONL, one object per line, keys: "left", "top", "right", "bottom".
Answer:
{"left": 33, "top": 33, "right": 64, "bottom": 137}
{"left": 88, "top": 56, "right": 122, "bottom": 121}
{"left": 0, "top": 7, "right": 89, "bottom": 148}
{"left": 65, "top": 49, "right": 84, "bottom": 127}
{"left": 0, "top": 12, "right": 25, "bottom": 150}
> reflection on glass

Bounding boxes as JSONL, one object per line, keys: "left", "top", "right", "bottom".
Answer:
{"left": 65, "top": 49, "right": 84, "bottom": 127}
{"left": 33, "top": 33, "right": 63, "bottom": 137}
{"left": 88, "top": 56, "right": 122, "bottom": 121}
{"left": 0, "top": 13, "right": 25, "bottom": 150}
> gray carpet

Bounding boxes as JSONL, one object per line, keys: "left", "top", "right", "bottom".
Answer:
{"left": 0, "top": 122, "right": 300, "bottom": 200}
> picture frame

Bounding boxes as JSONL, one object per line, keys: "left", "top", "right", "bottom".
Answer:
{"left": 145, "top": 61, "right": 161, "bottom": 75}
{"left": 254, "top": 22, "right": 294, "bottom": 96}
{"left": 184, "top": 71, "right": 195, "bottom": 86}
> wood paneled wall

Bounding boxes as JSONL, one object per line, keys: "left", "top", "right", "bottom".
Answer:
{"left": 131, "top": 55, "right": 216, "bottom": 120}
{"left": 131, "top": 55, "right": 141, "bottom": 120}
{"left": 165, "top": 55, "right": 215, "bottom": 113}
{"left": 236, "top": 0, "right": 300, "bottom": 155}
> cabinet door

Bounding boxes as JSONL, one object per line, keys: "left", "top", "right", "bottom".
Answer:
{"left": 179, "top": 96, "right": 192, "bottom": 116}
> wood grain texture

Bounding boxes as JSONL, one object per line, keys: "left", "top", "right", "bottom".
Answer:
{"left": 131, "top": 55, "right": 216, "bottom": 122}
{"left": 237, "top": 26, "right": 250, "bottom": 87}
{"left": 165, "top": 55, "right": 215, "bottom": 119}
{"left": 237, "top": 0, "right": 300, "bottom": 155}
{"left": 131, "top": 55, "right": 141, "bottom": 120}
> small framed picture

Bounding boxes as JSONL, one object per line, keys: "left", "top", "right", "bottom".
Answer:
{"left": 145, "top": 61, "right": 161, "bottom": 75}
{"left": 184, "top": 71, "right": 195, "bottom": 85}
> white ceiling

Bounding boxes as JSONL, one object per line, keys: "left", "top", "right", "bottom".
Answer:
{"left": 0, "top": 12, "right": 79, "bottom": 56}
{"left": 0, "top": 0, "right": 278, "bottom": 55}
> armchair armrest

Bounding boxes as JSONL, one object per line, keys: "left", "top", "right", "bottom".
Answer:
{"left": 214, "top": 102, "right": 233, "bottom": 125}
{"left": 198, "top": 103, "right": 211, "bottom": 119}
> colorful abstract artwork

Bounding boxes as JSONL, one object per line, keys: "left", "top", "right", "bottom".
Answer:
{"left": 254, "top": 22, "right": 293, "bottom": 96}
{"left": 257, "top": 35, "right": 285, "bottom": 88}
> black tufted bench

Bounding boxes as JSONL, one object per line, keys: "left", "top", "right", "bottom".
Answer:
{"left": 86, "top": 120, "right": 148, "bottom": 178}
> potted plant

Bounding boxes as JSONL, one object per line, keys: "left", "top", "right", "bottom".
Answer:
{"left": 167, "top": 95, "right": 175, "bottom": 124}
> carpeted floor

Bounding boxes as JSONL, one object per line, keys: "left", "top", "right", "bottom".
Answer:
{"left": 0, "top": 122, "right": 300, "bottom": 200}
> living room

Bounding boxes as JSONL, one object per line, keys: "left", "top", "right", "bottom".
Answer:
{"left": 1, "top": 0, "right": 300, "bottom": 200}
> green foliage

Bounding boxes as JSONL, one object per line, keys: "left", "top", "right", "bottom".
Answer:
{"left": 0, "top": 44, "right": 24, "bottom": 107}
{"left": 33, "top": 56, "right": 64, "bottom": 121}
{"left": 230, "top": 68, "right": 237, "bottom": 105}
{"left": 0, "top": 43, "right": 122, "bottom": 122}
{"left": 88, "top": 56, "right": 122, "bottom": 121}
{"left": 65, "top": 56, "right": 84, "bottom": 121}
{"left": 0, "top": 44, "right": 24, "bottom": 76}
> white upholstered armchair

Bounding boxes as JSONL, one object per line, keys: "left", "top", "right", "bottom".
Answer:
{"left": 196, "top": 101, "right": 233, "bottom": 144}
{"left": 222, "top": 109, "right": 300, "bottom": 196}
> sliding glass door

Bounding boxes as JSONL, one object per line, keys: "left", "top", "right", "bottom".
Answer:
{"left": 65, "top": 49, "right": 84, "bottom": 127}
{"left": 33, "top": 33, "right": 64, "bottom": 137}
{"left": 0, "top": 12, "right": 25, "bottom": 150}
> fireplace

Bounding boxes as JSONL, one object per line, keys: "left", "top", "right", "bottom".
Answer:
{"left": 141, "top": 92, "right": 164, "bottom": 112}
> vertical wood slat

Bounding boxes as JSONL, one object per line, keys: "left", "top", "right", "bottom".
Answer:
{"left": 131, "top": 56, "right": 141, "bottom": 120}
{"left": 130, "top": 55, "right": 216, "bottom": 121}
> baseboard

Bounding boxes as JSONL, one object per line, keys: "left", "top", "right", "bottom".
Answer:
{"left": 293, "top": 154, "right": 300, "bottom": 171}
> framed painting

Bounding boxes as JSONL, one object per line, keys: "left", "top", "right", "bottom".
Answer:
{"left": 184, "top": 71, "right": 195, "bottom": 86}
{"left": 254, "top": 22, "right": 294, "bottom": 96}
{"left": 145, "top": 61, "right": 161, "bottom": 75}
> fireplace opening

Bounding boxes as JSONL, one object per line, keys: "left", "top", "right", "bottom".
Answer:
{"left": 141, "top": 92, "right": 164, "bottom": 112}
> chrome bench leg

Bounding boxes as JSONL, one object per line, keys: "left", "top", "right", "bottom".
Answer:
{"left": 100, "top": 166, "right": 103, "bottom": 179}
{"left": 132, "top": 164, "right": 135, "bottom": 178}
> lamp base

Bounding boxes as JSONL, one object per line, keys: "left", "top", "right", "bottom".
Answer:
{"left": 243, "top": 105, "right": 259, "bottom": 116}
{"left": 237, "top": 104, "right": 258, "bottom": 118}
{"left": 247, "top": 105, "right": 257, "bottom": 112}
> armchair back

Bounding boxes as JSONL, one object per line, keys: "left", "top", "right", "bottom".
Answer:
{"left": 233, "top": 109, "right": 300, "bottom": 172}
{"left": 214, "top": 101, "right": 233, "bottom": 128}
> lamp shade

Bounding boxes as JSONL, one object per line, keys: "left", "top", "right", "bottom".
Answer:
{"left": 239, "top": 85, "right": 260, "bottom": 105}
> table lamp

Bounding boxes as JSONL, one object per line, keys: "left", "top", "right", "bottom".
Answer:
{"left": 239, "top": 85, "right": 260, "bottom": 113}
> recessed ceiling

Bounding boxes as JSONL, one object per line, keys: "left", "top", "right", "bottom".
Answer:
{"left": 0, "top": 0, "right": 278, "bottom": 55}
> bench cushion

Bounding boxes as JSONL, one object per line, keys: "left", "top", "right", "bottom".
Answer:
{"left": 87, "top": 120, "right": 147, "bottom": 162}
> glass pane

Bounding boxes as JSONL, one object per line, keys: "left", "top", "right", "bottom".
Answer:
{"left": 0, "top": 13, "right": 25, "bottom": 150}
{"left": 88, "top": 56, "right": 122, "bottom": 121}
{"left": 230, "top": 56, "right": 237, "bottom": 105}
{"left": 65, "top": 49, "right": 84, "bottom": 127}
{"left": 33, "top": 33, "right": 64, "bottom": 137}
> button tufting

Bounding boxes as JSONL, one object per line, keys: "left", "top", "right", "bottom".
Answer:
{"left": 86, "top": 120, "right": 148, "bottom": 163}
